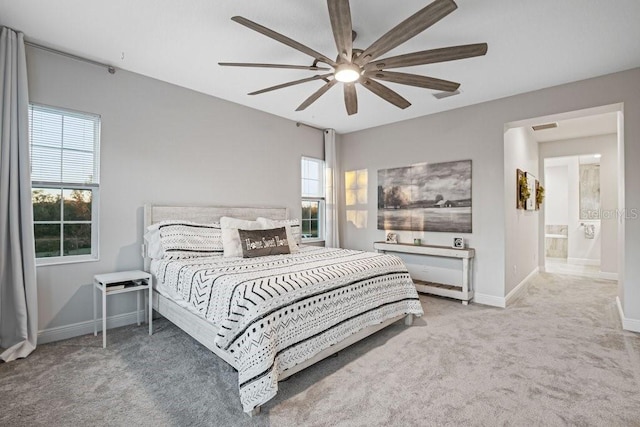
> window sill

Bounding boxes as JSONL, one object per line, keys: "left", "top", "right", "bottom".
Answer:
{"left": 302, "top": 239, "right": 326, "bottom": 247}
{"left": 36, "top": 256, "right": 100, "bottom": 267}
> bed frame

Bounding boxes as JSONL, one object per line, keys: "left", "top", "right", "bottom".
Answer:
{"left": 143, "top": 204, "right": 413, "bottom": 415}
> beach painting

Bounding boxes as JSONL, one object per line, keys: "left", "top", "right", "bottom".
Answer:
{"left": 377, "top": 160, "right": 472, "bottom": 233}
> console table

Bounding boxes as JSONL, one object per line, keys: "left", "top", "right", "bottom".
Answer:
{"left": 374, "top": 241, "right": 475, "bottom": 304}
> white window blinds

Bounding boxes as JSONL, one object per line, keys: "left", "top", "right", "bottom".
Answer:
{"left": 29, "top": 104, "right": 100, "bottom": 185}
{"left": 301, "top": 157, "right": 325, "bottom": 198}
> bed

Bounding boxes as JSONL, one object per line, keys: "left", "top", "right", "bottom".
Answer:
{"left": 143, "top": 204, "right": 423, "bottom": 415}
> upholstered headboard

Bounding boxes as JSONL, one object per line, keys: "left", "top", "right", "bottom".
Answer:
{"left": 142, "top": 204, "right": 289, "bottom": 271}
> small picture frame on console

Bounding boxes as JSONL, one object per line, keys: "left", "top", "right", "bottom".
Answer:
{"left": 386, "top": 232, "right": 398, "bottom": 244}
{"left": 452, "top": 237, "right": 465, "bottom": 249}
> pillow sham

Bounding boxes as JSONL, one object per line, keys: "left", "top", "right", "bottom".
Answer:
{"left": 220, "top": 216, "right": 264, "bottom": 257}
{"left": 157, "top": 221, "right": 223, "bottom": 259}
{"left": 143, "top": 224, "right": 164, "bottom": 259}
{"left": 256, "top": 217, "right": 301, "bottom": 251}
{"left": 238, "top": 227, "right": 290, "bottom": 258}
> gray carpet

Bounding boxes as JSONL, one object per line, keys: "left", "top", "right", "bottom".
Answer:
{"left": 2, "top": 272, "right": 639, "bottom": 427}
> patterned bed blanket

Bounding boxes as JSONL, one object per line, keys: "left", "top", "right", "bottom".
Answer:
{"left": 154, "top": 246, "right": 423, "bottom": 412}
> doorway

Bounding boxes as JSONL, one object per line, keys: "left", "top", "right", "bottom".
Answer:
{"left": 543, "top": 154, "right": 604, "bottom": 278}
{"left": 504, "top": 103, "right": 624, "bottom": 291}
{"left": 535, "top": 112, "right": 619, "bottom": 280}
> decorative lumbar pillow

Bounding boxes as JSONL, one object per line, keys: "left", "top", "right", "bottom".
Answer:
{"left": 220, "top": 216, "right": 264, "bottom": 257}
{"left": 238, "top": 227, "right": 291, "bottom": 258}
{"left": 256, "top": 217, "right": 301, "bottom": 251}
{"left": 157, "top": 221, "right": 223, "bottom": 259}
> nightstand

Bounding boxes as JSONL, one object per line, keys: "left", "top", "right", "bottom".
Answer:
{"left": 93, "top": 270, "right": 153, "bottom": 348}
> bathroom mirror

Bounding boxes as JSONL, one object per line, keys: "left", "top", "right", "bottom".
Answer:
{"left": 579, "top": 156, "right": 600, "bottom": 219}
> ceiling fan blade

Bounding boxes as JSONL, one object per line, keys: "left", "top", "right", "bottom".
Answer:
{"left": 327, "top": 0, "right": 353, "bottom": 62}
{"left": 231, "top": 16, "right": 336, "bottom": 67}
{"left": 249, "top": 74, "right": 333, "bottom": 95}
{"left": 219, "top": 62, "right": 331, "bottom": 71}
{"left": 296, "top": 79, "right": 338, "bottom": 111}
{"left": 364, "top": 43, "right": 488, "bottom": 71}
{"left": 354, "top": 0, "right": 457, "bottom": 66}
{"left": 360, "top": 78, "right": 411, "bottom": 109}
{"left": 344, "top": 83, "right": 358, "bottom": 115}
{"left": 366, "top": 70, "right": 460, "bottom": 92}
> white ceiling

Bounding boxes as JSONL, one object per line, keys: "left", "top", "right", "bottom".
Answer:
{"left": 1, "top": 0, "right": 639, "bottom": 134}
{"left": 532, "top": 112, "right": 618, "bottom": 143}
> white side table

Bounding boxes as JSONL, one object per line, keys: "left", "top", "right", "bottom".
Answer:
{"left": 93, "top": 270, "right": 153, "bottom": 348}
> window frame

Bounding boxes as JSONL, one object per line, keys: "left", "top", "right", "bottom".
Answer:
{"left": 301, "top": 156, "right": 326, "bottom": 242}
{"left": 29, "top": 103, "right": 101, "bottom": 266}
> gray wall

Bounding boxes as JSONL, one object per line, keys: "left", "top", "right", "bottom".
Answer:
{"left": 504, "top": 127, "right": 539, "bottom": 296}
{"left": 339, "top": 68, "right": 640, "bottom": 321}
{"left": 339, "top": 102, "right": 506, "bottom": 304}
{"left": 27, "top": 47, "right": 324, "bottom": 339}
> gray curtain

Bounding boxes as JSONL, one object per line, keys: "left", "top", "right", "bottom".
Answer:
{"left": 0, "top": 26, "right": 37, "bottom": 362}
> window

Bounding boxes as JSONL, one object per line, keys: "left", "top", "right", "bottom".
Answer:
{"left": 301, "top": 157, "right": 325, "bottom": 241}
{"left": 29, "top": 104, "right": 101, "bottom": 264}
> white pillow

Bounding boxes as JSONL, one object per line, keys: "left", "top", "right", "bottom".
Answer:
{"left": 256, "top": 217, "right": 301, "bottom": 251}
{"left": 144, "top": 224, "right": 164, "bottom": 259}
{"left": 220, "top": 216, "right": 264, "bottom": 257}
{"left": 157, "top": 220, "right": 224, "bottom": 259}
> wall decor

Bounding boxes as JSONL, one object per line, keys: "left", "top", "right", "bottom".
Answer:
{"left": 525, "top": 172, "right": 537, "bottom": 211}
{"left": 536, "top": 184, "right": 545, "bottom": 210}
{"left": 516, "top": 169, "right": 527, "bottom": 209}
{"left": 378, "top": 160, "right": 472, "bottom": 233}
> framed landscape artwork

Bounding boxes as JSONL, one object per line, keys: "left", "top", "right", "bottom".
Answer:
{"left": 377, "top": 160, "right": 472, "bottom": 233}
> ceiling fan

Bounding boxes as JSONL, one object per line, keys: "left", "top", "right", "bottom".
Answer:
{"left": 219, "top": 0, "right": 487, "bottom": 116}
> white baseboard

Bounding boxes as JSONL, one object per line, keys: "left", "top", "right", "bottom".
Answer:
{"left": 599, "top": 271, "right": 618, "bottom": 281}
{"left": 506, "top": 267, "right": 539, "bottom": 306}
{"left": 474, "top": 267, "right": 539, "bottom": 309}
{"left": 567, "top": 257, "right": 600, "bottom": 266}
{"left": 38, "top": 310, "right": 146, "bottom": 344}
{"left": 473, "top": 293, "right": 505, "bottom": 308}
{"left": 616, "top": 297, "right": 640, "bottom": 333}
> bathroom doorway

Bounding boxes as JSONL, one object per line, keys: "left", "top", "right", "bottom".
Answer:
{"left": 543, "top": 155, "right": 603, "bottom": 277}
{"left": 537, "top": 112, "right": 619, "bottom": 280}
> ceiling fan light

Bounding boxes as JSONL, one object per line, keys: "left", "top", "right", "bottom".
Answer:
{"left": 334, "top": 63, "right": 361, "bottom": 83}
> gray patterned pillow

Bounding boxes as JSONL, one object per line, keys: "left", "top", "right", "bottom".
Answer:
{"left": 238, "top": 227, "right": 291, "bottom": 258}
{"left": 158, "top": 221, "right": 223, "bottom": 259}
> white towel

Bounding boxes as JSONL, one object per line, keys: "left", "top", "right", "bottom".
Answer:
{"left": 584, "top": 224, "right": 595, "bottom": 239}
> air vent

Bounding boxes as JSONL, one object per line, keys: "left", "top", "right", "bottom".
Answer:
{"left": 532, "top": 122, "right": 558, "bottom": 131}
{"left": 433, "top": 90, "right": 461, "bottom": 100}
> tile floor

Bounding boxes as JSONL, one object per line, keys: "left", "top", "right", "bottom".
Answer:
{"left": 544, "top": 257, "right": 603, "bottom": 278}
